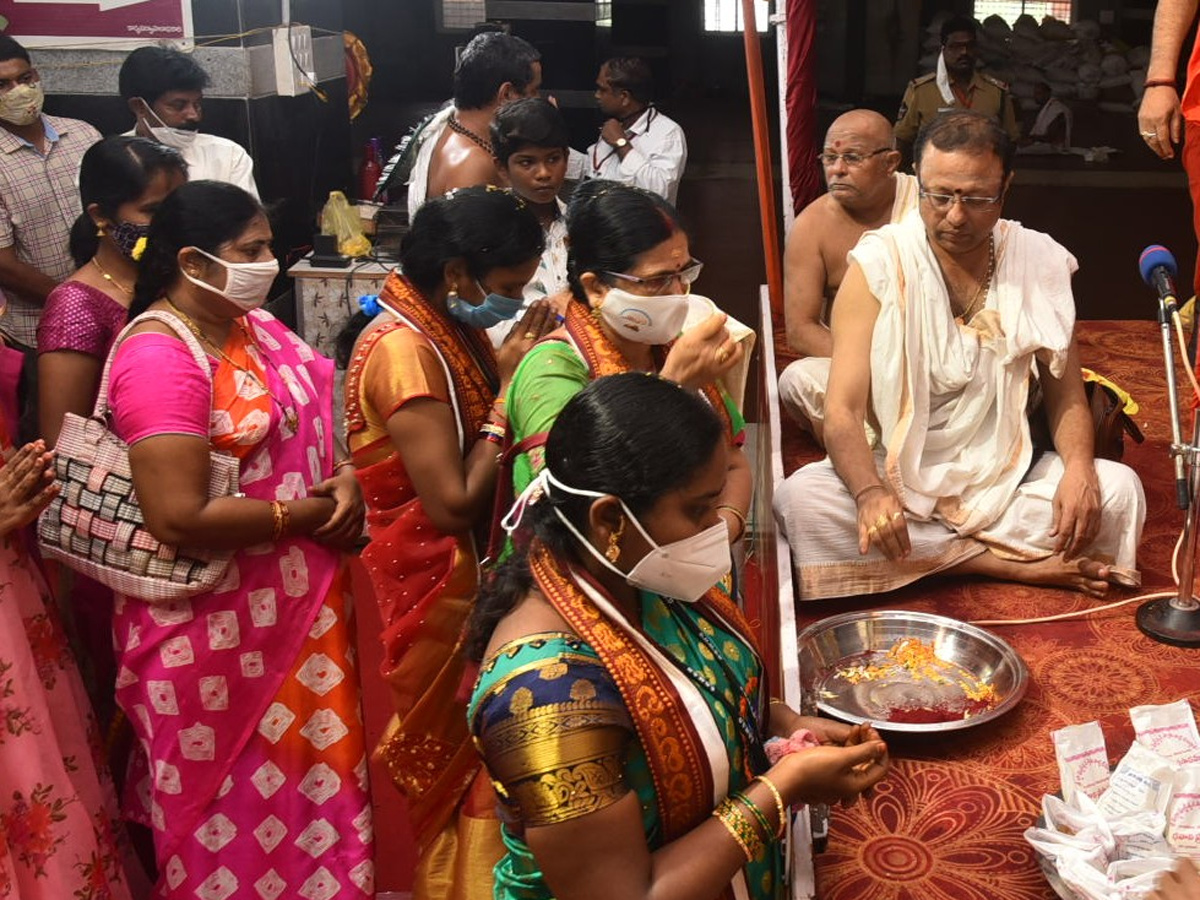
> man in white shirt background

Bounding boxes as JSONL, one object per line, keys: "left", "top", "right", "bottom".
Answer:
{"left": 119, "top": 47, "right": 260, "bottom": 199}
{"left": 568, "top": 57, "right": 687, "bottom": 205}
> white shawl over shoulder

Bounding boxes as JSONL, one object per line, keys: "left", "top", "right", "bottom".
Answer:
{"left": 849, "top": 211, "right": 1077, "bottom": 534}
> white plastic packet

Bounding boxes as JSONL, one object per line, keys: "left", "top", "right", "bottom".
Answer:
{"left": 1055, "top": 721, "right": 1112, "bottom": 805}
{"left": 1130, "top": 700, "right": 1200, "bottom": 765}
{"left": 1111, "top": 858, "right": 1180, "bottom": 899}
{"left": 1044, "top": 792, "right": 1116, "bottom": 855}
{"left": 1109, "top": 811, "right": 1171, "bottom": 860}
{"left": 1058, "top": 852, "right": 1117, "bottom": 900}
{"left": 1166, "top": 766, "right": 1200, "bottom": 854}
{"left": 1098, "top": 741, "right": 1176, "bottom": 819}
{"left": 1025, "top": 822, "right": 1111, "bottom": 876}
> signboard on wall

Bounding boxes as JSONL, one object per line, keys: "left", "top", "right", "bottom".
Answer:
{"left": 0, "top": 0, "right": 193, "bottom": 48}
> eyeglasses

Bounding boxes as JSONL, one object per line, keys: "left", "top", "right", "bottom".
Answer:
{"left": 918, "top": 186, "right": 1003, "bottom": 212}
{"left": 816, "top": 148, "right": 892, "bottom": 168}
{"left": 603, "top": 259, "right": 704, "bottom": 295}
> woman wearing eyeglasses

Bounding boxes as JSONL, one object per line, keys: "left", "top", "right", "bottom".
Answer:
{"left": 503, "top": 180, "right": 751, "bottom": 547}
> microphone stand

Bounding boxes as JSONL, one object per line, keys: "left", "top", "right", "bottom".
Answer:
{"left": 1137, "top": 296, "right": 1200, "bottom": 647}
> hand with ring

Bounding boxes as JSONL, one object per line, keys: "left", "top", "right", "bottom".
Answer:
{"left": 659, "top": 311, "right": 743, "bottom": 390}
{"left": 496, "top": 298, "right": 556, "bottom": 383}
{"left": 854, "top": 483, "right": 910, "bottom": 560}
{"left": 1137, "top": 85, "right": 1182, "bottom": 161}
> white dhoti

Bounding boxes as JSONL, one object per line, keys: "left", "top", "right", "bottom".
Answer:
{"left": 773, "top": 212, "right": 1147, "bottom": 600}
{"left": 778, "top": 357, "right": 830, "bottom": 428}
{"left": 776, "top": 451, "right": 1145, "bottom": 600}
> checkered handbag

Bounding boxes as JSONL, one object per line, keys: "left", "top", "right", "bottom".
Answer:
{"left": 37, "top": 310, "right": 240, "bottom": 602}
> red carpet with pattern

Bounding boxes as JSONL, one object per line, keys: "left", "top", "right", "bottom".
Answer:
{"left": 776, "top": 320, "right": 1200, "bottom": 900}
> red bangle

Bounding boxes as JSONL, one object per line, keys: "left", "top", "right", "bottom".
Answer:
{"left": 1144, "top": 79, "right": 1178, "bottom": 89}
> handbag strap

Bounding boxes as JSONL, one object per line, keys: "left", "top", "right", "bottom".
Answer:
{"left": 93, "top": 309, "right": 217, "bottom": 420}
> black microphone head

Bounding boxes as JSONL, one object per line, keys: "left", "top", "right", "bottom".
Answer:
{"left": 1139, "top": 244, "right": 1178, "bottom": 285}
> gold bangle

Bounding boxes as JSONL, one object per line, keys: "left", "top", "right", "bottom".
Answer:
{"left": 755, "top": 774, "right": 787, "bottom": 839}
{"left": 270, "top": 500, "right": 290, "bottom": 541}
{"left": 732, "top": 791, "right": 774, "bottom": 843}
{"left": 712, "top": 797, "right": 763, "bottom": 862}
{"left": 333, "top": 459, "right": 355, "bottom": 474}
{"left": 853, "top": 483, "right": 887, "bottom": 504}
{"left": 716, "top": 504, "right": 747, "bottom": 542}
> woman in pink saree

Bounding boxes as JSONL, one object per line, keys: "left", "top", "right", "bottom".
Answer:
{"left": 106, "top": 181, "right": 372, "bottom": 898}
{"left": 0, "top": 430, "right": 142, "bottom": 898}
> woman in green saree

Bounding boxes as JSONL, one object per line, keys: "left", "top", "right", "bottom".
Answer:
{"left": 503, "top": 180, "right": 752, "bottom": 547}
{"left": 467, "top": 373, "right": 889, "bottom": 900}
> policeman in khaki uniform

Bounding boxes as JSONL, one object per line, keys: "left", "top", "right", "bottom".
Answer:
{"left": 895, "top": 15, "right": 1019, "bottom": 161}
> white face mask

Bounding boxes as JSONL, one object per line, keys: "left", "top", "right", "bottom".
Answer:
{"left": 136, "top": 97, "right": 197, "bottom": 150}
{"left": 596, "top": 286, "right": 691, "bottom": 345}
{"left": 506, "top": 469, "right": 731, "bottom": 603}
{"left": 181, "top": 247, "right": 279, "bottom": 311}
{"left": 0, "top": 81, "right": 44, "bottom": 127}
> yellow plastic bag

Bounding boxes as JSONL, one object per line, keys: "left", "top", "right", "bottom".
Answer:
{"left": 320, "top": 190, "right": 371, "bottom": 258}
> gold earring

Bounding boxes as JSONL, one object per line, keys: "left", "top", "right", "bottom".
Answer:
{"left": 605, "top": 518, "right": 625, "bottom": 563}
{"left": 96, "top": 225, "right": 106, "bottom": 237}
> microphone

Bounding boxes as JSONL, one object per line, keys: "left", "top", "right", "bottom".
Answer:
{"left": 1139, "top": 244, "right": 1190, "bottom": 509}
{"left": 1139, "top": 244, "right": 1180, "bottom": 315}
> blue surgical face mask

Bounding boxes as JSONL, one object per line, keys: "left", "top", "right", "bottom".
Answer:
{"left": 445, "top": 280, "right": 525, "bottom": 329}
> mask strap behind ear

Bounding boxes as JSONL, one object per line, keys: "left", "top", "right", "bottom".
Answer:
{"left": 501, "top": 468, "right": 551, "bottom": 536}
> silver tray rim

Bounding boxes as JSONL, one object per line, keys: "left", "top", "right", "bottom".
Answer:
{"left": 797, "top": 609, "right": 1031, "bottom": 734}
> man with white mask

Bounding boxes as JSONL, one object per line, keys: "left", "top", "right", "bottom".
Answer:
{"left": 0, "top": 34, "right": 100, "bottom": 352}
{"left": 119, "top": 46, "right": 259, "bottom": 199}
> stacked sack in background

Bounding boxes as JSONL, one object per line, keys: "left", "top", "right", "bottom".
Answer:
{"left": 918, "top": 11, "right": 1151, "bottom": 116}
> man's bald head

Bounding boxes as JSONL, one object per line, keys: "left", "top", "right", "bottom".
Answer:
{"left": 819, "top": 109, "right": 901, "bottom": 211}
{"left": 825, "top": 110, "right": 895, "bottom": 149}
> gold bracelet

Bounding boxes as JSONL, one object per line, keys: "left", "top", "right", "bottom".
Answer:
{"left": 712, "top": 797, "right": 763, "bottom": 862}
{"left": 853, "top": 483, "right": 887, "bottom": 504}
{"left": 270, "top": 500, "right": 290, "bottom": 541}
{"left": 754, "top": 774, "right": 787, "bottom": 839}
{"left": 333, "top": 459, "right": 355, "bottom": 474}
{"left": 732, "top": 790, "right": 774, "bottom": 844}
{"left": 716, "top": 504, "right": 747, "bottom": 542}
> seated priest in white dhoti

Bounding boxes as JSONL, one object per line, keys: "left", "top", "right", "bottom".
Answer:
{"left": 774, "top": 111, "right": 1145, "bottom": 601}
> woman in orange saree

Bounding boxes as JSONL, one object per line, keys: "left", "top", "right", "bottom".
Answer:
{"left": 340, "top": 187, "right": 555, "bottom": 899}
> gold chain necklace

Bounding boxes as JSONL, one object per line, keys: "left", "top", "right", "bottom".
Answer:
{"left": 956, "top": 235, "right": 996, "bottom": 323}
{"left": 164, "top": 299, "right": 299, "bottom": 433}
{"left": 91, "top": 257, "right": 132, "bottom": 296}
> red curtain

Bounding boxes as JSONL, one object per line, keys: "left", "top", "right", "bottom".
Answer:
{"left": 785, "top": 0, "right": 821, "bottom": 217}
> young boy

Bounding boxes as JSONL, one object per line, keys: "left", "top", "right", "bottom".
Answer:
{"left": 490, "top": 97, "right": 570, "bottom": 314}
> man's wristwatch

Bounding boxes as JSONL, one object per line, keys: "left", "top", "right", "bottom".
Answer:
{"left": 613, "top": 137, "right": 629, "bottom": 148}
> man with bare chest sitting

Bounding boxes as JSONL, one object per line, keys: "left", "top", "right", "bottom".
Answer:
{"left": 779, "top": 110, "right": 917, "bottom": 445}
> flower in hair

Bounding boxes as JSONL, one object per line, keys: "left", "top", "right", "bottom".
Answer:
{"left": 132, "top": 236, "right": 148, "bottom": 261}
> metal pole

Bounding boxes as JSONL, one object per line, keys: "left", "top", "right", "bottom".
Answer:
{"left": 1137, "top": 307, "right": 1200, "bottom": 645}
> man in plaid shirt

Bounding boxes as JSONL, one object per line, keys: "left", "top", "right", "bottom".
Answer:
{"left": 0, "top": 34, "right": 100, "bottom": 352}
